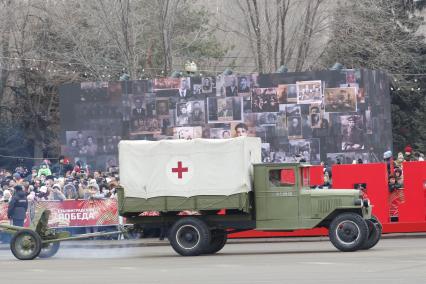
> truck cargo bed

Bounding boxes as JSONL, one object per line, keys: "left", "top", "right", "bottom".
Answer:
{"left": 117, "top": 188, "right": 251, "bottom": 215}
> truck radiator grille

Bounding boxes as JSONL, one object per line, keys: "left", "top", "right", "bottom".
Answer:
{"left": 318, "top": 199, "right": 342, "bottom": 213}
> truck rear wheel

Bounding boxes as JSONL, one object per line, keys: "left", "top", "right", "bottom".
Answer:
{"left": 329, "top": 213, "right": 369, "bottom": 252}
{"left": 169, "top": 217, "right": 211, "bottom": 256}
{"left": 204, "top": 229, "right": 227, "bottom": 254}
{"left": 361, "top": 219, "right": 382, "bottom": 250}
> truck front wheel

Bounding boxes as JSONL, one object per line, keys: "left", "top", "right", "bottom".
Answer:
{"left": 204, "top": 229, "right": 227, "bottom": 254}
{"left": 329, "top": 213, "right": 369, "bottom": 252}
{"left": 361, "top": 219, "right": 382, "bottom": 250}
{"left": 169, "top": 217, "right": 211, "bottom": 256}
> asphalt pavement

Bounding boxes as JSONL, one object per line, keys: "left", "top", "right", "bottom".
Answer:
{"left": 0, "top": 237, "right": 425, "bottom": 284}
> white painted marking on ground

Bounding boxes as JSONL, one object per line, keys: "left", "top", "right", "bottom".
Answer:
{"left": 27, "top": 269, "right": 46, "bottom": 272}
{"left": 301, "top": 262, "right": 335, "bottom": 265}
{"left": 118, "top": 266, "right": 136, "bottom": 270}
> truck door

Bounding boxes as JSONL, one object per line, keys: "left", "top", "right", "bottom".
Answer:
{"left": 256, "top": 167, "right": 299, "bottom": 229}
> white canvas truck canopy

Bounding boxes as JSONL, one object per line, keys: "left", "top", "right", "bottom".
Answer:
{"left": 119, "top": 137, "right": 261, "bottom": 198}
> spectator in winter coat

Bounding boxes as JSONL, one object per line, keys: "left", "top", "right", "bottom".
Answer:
{"left": 27, "top": 191, "right": 36, "bottom": 223}
{"left": 36, "top": 186, "right": 49, "bottom": 200}
{"left": 388, "top": 175, "right": 403, "bottom": 193}
{"left": 37, "top": 164, "right": 52, "bottom": 177}
{"left": 13, "top": 172, "right": 23, "bottom": 185}
{"left": 394, "top": 152, "right": 404, "bottom": 168}
{"left": 404, "top": 146, "right": 416, "bottom": 161}
{"left": 63, "top": 182, "right": 78, "bottom": 200}
{"left": 383, "top": 150, "right": 394, "bottom": 175}
{"left": 7, "top": 185, "right": 28, "bottom": 227}
{"left": 52, "top": 156, "right": 73, "bottom": 177}
{"left": 394, "top": 168, "right": 403, "bottom": 185}
{"left": 48, "top": 184, "right": 66, "bottom": 201}
{"left": 25, "top": 168, "right": 38, "bottom": 183}
{"left": 1, "top": 189, "right": 11, "bottom": 203}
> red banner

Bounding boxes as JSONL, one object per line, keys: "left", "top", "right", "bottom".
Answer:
{"left": 0, "top": 199, "right": 119, "bottom": 228}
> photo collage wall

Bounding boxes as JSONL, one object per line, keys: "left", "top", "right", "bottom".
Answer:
{"left": 59, "top": 69, "right": 392, "bottom": 170}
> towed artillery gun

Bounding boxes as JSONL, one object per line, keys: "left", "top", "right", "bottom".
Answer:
{"left": 118, "top": 137, "right": 382, "bottom": 256}
{"left": 0, "top": 210, "right": 129, "bottom": 260}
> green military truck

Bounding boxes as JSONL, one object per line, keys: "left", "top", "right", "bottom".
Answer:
{"left": 117, "top": 137, "right": 381, "bottom": 256}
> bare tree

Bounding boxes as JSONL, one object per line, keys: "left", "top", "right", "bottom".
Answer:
{"left": 221, "top": 0, "right": 330, "bottom": 72}
{"left": 294, "top": 0, "right": 325, "bottom": 71}
{"left": 0, "top": 0, "right": 12, "bottom": 104}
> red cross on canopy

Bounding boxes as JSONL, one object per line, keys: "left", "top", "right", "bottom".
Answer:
{"left": 171, "top": 161, "right": 188, "bottom": 179}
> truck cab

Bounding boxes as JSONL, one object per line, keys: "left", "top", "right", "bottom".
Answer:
{"left": 253, "top": 163, "right": 372, "bottom": 230}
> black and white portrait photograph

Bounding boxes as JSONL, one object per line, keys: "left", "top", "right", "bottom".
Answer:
{"left": 207, "top": 97, "right": 243, "bottom": 123}
{"left": 210, "top": 127, "right": 231, "bottom": 139}
{"left": 275, "top": 112, "right": 288, "bottom": 136}
{"left": 215, "top": 74, "right": 225, "bottom": 97}
{"left": 289, "top": 139, "right": 311, "bottom": 162}
{"left": 309, "top": 104, "right": 322, "bottom": 128}
{"left": 286, "top": 104, "right": 301, "bottom": 117}
{"left": 130, "top": 116, "right": 162, "bottom": 136}
{"left": 341, "top": 115, "right": 365, "bottom": 151}
{"left": 178, "top": 77, "right": 192, "bottom": 99}
{"left": 176, "top": 102, "right": 191, "bottom": 126}
{"left": 156, "top": 98, "right": 170, "bottom": 117}
{"left": 287, "top": 84, "right": 298, "bottom": 103}
{"left": 277, "top": 84, "right": 288, "bottom": 104}
{"left": 296, "top": 80, "right": 322, "bottom": 104}
{"left": 217, "top": 98, "right": 233, "bottom": 121}
{"left": 189, "top": 101, "right": 205, "bottom": 124}
{"left": 251, "top": 88, "right": 279, "bottom": 113}
{"left": 238, "top": 76, "right": 251, "bottom": 94}
{"left": 324, "top": 87, "right": 357, "bottom": 113}
{"left": 261, "top": 143, "right": 271, "bottom": 163}
{"left": 257, "top": 112, "right": 278, "bottom": 126}
{"left": 193, "top": 84, "right": 202, "bottom": 96}
{"left": 173, "top": 126, "right": 202, "bottom": 140}
{"left": 130, "top": 95, "right": 146, "bottom": 131}
{"left": 225, "top": 75, "right": 238, "bottom": 97}
{"left": 287, "top": 116, "right": 302, "bottom": 139}
{"left": 201, "top": 77, "right": 213, "bottom": 93}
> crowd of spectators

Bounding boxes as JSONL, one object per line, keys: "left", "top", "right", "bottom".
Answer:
{"left": 0, "top": 156, "right": 120, "bottom": 205}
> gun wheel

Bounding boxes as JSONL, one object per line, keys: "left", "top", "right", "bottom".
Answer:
{"left": 10, "top": 229, "right": 42, "bottom": 260}
{"left": 39, "top": 242, "right": 61, "bottom": 258}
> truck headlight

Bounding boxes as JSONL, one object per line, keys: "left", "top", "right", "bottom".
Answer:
{"left": 354, "top": 199, "right": 362, "bottom": 206}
